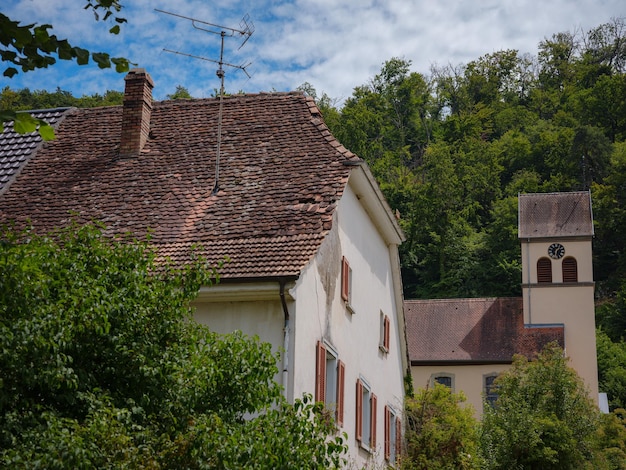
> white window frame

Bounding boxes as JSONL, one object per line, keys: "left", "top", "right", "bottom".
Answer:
{"left": 356, "top": 376, "right": 376, "bottom": 451}
{"left": 324, "top": 342, "right": 339, "bottom": 408}
{"left": 315, "top": 340, "right": 345, "bottom": 427}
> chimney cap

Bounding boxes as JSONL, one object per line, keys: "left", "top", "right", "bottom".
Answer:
{"left": 125, "top": 68, "right": 154, "bottom": 85}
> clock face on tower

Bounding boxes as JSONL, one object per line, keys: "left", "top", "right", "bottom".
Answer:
{"left": 547, "top": 243, "right": 565, "bottom": 259}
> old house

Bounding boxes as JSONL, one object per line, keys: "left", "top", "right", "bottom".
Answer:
{"left": 0, "top": 69, "right": 408, "bottom": 467}
{"left": 406, "top": 191, "right": 599, "bottom": 416}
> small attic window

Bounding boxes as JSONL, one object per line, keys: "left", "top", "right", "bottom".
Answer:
{"left": 562, "top": 257, "right": 578, "bottom": 282}
{"left": 537, "top": 257, "right": 552, "bottom": 283}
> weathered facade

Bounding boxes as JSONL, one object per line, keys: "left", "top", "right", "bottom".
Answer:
{"left": 0, "top": 69, "right": 408, "bottom": 468}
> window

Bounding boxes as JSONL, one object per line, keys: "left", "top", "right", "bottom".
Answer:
{"left": 379, "top": 312, "right": 390, "bottom": 353}
{"left": 315, "top": 341, "right": 345, "bottom": 426}
{"left": 537, "top": 257, "right": 552, "bottom": 283}
{"left": 431, "top": 373, "right": 454, "bottom": 390}
{"left": 385, "top": 405, "right": 401, "bottom": 465}
{"left": 341, "top": 256, "right": 352, "bottom": 303}
{"left": 356, "top": 378, "right": 377, "bottom": 450}
{"left": 562, "top": 257, "right": 578, "bottom": 282}
{"left": 484, "top": 374, "right": 498, "bottom": 408}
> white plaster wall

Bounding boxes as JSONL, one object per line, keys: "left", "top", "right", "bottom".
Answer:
{"left": 291, "top": 183, "right": 405, "bottom": 468}
{"left": 192, "top": 298, "right": 286, "bottom": 387}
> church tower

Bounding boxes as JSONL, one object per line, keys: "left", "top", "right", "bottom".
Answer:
{"left": 518, "top": 191, "right": 598, "bottom": 402}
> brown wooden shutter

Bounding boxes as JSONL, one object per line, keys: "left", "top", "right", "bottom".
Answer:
{"left": 395, "top": 417, "right": 402, "bottom": 463}
{"left": 315, "top": 341, "right": 326, "bottom": 403}
{"left": 341, "top": 257, "right": 350, "bottom": 301}
{"left": 336, "top": 360, "right": 345, "bottom": 427}
{"left": 537, "top": 257, "right": 552, "bottom": 283}
{"left": 562, "top": 257, "right": 578, "bottom": 282}
{"left": 384, "top": 406, "right": 391, "bottom": 460}
{"left": 355, "top": 379, "right": 363, "bottom": 442}
{"left": 384, "top": 315, "right": 390, "bottom": 350}
{"left": 370, "top": 393, "right": 377, "bottom": 448}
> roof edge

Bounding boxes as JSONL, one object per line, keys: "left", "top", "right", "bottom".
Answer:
{"left": 347, "top": 163, "right": 405, "bottom": 245}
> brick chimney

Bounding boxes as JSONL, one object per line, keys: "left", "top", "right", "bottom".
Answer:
{"left": 120, "top": 68, "right": 154, "bottom": 157}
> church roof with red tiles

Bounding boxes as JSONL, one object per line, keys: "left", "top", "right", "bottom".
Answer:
{"left": 0, "top": 92, "right": 361, "bottom": 279}
{"left": 405, "top": 297, "right": 564, "bottom": 364}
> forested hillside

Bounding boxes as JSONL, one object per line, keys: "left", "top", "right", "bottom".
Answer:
{"left": 316, "top": 18, "right": 626, "bottom": 305}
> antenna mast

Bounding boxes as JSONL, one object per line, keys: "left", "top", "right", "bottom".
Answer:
{"left": 155, "top": 9, "right": 254, "bottom": 194}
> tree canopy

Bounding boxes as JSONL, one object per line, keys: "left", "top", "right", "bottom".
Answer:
{"left": 402, "top": 384, "right": 481, "bottom": 469}
{"left": 480, "top": 345, "right": 601, "bottom": 469}
{"left": 0, "top": 223, "right": 346, "bottom": 468}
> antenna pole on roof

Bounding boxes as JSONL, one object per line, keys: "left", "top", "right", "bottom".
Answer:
{"left": 155, "top": 9, "right": 254, "bottom": 195}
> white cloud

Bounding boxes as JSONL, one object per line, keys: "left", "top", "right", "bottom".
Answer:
{"left": 1, "top": 0, "right": 624, "bottom": 102}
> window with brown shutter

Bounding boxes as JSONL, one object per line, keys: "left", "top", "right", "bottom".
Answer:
{"left": 356, "top": 377, "right": 375, "bottom": 449}
{"left": 341, "top": 256, "right": 351, "bottom": 302}
{"left": 562, "top": 257, "right": 578, "bottom": 282}
{"left": 537, "top": 257, "right": 552, "bottom": 283}
{"left": 384, "top": 406, "right": 391, "bottom": 460}
{"left": 315, "top": 341, "right": 326, "bottom": 403}
{"left": 336, "top": 360, "right": 345, "bottom": 427}
{"left": 385, "top": 405, "right": 401, "bottom": 463}
{"left": 395, "top": 417, "right": 402, "bottom": 463}
{"left": 355, "top": 379, "right": 363, "bottom": 442}
{"left": 317, "top": 341, "right": 345, "bottom": 427}
{"left": 379, "top": 312, "right": 391, "bottom": 353}
{"left": 370, "top": 393, "right": 377, "bottom": 448}
{"left": 384, "top": 315, "right": 390, "bottom": 350}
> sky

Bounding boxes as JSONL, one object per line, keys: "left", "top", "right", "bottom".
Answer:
{"left": 2, "top": 0, "right": 625, "bottom": 104}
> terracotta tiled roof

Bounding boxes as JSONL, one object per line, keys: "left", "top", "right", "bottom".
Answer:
{"left": 0, "top": 108, "right": 72, "bottom": 194}
{"left": 518, "top": 191, "right": 593, "bottom": 239}
{"left": 405, "top": 297, "right": 564, "bottom": 363}
{"left": 0, "top": 93, "right": 360, "bottom": 279}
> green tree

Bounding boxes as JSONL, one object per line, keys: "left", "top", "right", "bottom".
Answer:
{"left": 1, "top": 1, "right": 131, "bottom": 136}
{"left": 402, "top": 383, "right": 481, "bottom": 470}
{"left": 0, "top": 223, "right": 346, "bottom": 468}
{"left": 166, "top": 85, "right": 193, "bottom": 100}
{"left": 480, "top": 344, "right": 600, "bottom": 470}
{"left": 596, "top": 329, "right": 626, "bottom": 410}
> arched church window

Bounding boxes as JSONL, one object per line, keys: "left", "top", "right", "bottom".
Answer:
{"left": 537, "top": 257, "right": 552, "bottom": 283}
{"left": 562, "top": 257, "right": 578, "bottom": 282}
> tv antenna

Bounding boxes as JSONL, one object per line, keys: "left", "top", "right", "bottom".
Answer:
{"left": 155, "top": 9, "right": 254, "bottom": 194}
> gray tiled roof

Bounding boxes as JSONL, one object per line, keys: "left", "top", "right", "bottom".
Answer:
{"left": 0, "top": 108, "right": 72, "bottom": 194}
{"left": 518, "top": 191, "right": 593, "bottom": 239}
{"left": 0, "top": 94, "right": 362, "bottom": 279}
{"left": 405, "top": 297, "right": 564, "bottom": 363}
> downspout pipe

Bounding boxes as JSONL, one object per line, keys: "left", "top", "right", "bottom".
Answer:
{"left": 526, "top": 237, "right": 532, "bottom": 325}
{"left": 279, "top": 280, "right": 290, "bottom": 400}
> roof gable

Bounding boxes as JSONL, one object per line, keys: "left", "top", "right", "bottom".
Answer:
{"left": 518, "top": 191, "right": 593, "bottom": 239}
{"left": 0, "top": 108, "right": 72, "bottom": 195}
{"left": 405, "top": 297, "right": 564, "bottom": 363}
{"left": 0, "top": 93, "right": 368, "bottom": 279}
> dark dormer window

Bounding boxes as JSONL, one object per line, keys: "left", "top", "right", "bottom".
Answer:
{"left": 537, "top": 257, "right": 552, "bottom": 283}
{"left": 562, "top": 257, "right": 578, "bottom": 282}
